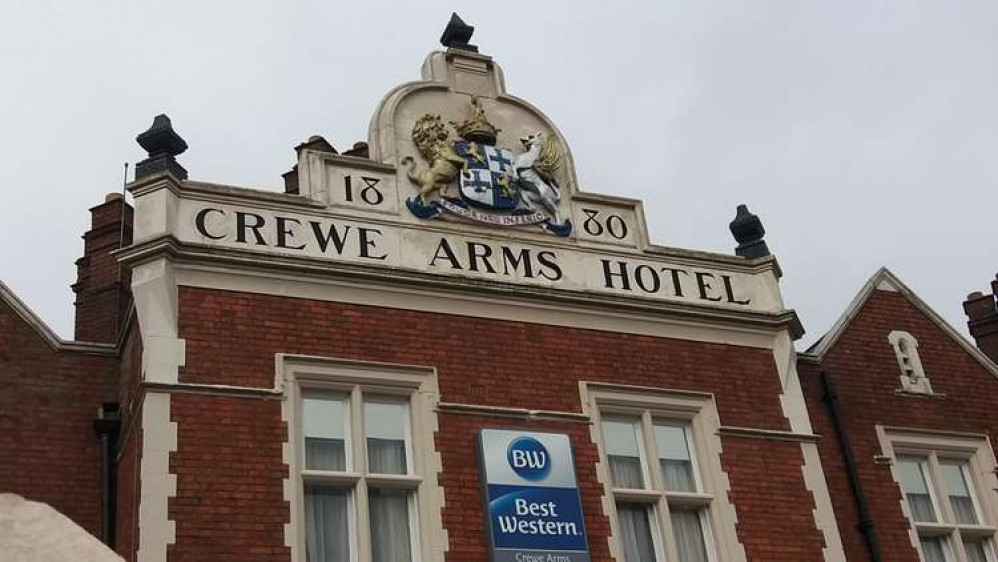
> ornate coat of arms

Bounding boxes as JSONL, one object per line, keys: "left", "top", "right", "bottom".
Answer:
{"left": 402, "top": 96, "right": 571, "bottom": 236}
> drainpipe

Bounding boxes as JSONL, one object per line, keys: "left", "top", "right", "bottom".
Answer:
{"left": 94, "top": 403, "right": 121, "bottom": 547}
{"left": 821, "top": 371, "right": 883, "bottom": 562}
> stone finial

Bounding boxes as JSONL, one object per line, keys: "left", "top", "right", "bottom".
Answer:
{"left": 440, "top": 13, "right": 477, "bottom": 52}
{"left": 729, "top": 204, "right": 771, "bottom": 259}
{"left": 135, "top": 114, "right": 189, "bottom": 180}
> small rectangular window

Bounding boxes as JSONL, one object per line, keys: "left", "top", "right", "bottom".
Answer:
{"left": 603, "top": 418, "right": 645, "bottom": 489}
{"left": 303, "top": 394, "right": 349, "bottom": 472}
{"left": 940, "top": 461, "right": 978, "bottom": 525}
{"left": 897, "top": 456, "right": 937, "bottom": 523}
{"left": 369, "top": 488, "right": 413, "bottom": 562}
{"left": 919, "top": 536, "right": 948, "bottom": 562}
{"left": 364, "top": 400, "right": 409, "bottom": 475}
{"left": 304, "top": 484, "right": 351, "bottom": 562}
{"left": 670, "top": 508, "right": 709, "bottom": 562}
{"left": 615, "top": 501, "right": 656, "bottom": 562}
{"left": 654, "top": 423, "right": 696, "bottom": 493}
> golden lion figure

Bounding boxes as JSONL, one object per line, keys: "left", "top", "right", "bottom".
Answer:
{"left": 401, "top": 114, "right": 468, "bottom": 204}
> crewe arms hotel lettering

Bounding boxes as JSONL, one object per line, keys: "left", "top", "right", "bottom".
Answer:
{"left": 187, "top": 204, "right": 757, "bottom": 308}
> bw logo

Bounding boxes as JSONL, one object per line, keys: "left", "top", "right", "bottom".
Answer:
{"left": 507, "top": 437, "right": 551, "bottom": 481}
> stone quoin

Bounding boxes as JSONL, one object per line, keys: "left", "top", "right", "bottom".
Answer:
{"left": 2, "top": 13, "right": 997, "bottom": 562}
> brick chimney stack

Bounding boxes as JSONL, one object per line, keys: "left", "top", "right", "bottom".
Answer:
{"left": 72, "top": 193, "right": 133, "bottom": 343}
{"left": 964, "top": 274, "right": 998, "bottom": 363}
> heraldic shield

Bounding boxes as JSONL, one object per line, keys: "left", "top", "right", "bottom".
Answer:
{"left": 454, "top": 141, "right": 519, "bottom": 210}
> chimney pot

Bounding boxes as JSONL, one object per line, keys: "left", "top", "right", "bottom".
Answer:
{"left": 964, "top": 284, "right": 998, "bottom": 363}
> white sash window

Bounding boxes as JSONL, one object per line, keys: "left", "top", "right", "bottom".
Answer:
{"left": 585, "top": 384, "right": 745, "bottom": 562}
{"left": 880, "top": 428, "right": 998, "bottom": 562}
{"left": 282, "top": 358, "right": 444, "bottom": 562}
{"left": 301, "top": 391, "right": 418, "bottom": 562}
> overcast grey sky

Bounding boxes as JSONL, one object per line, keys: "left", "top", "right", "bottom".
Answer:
{"left": 1, "top": 1, "right": 995, "bottom": 345}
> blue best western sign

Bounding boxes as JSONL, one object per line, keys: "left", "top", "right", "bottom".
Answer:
{"left": 479, "top": 429, "right": 590, "bottom": 562}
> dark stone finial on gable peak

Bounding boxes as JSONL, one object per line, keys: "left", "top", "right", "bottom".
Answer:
{"left": 440, "top": 12, "right": 478, "bottom": 52}
{"left": 135, "top": 113, "right": 189, "bottom": 181}
{"left": 729, "top": 204, "right": 771, "bottom": 259}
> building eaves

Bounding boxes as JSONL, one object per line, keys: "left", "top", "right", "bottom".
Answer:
{"left": 0, "top": 278, "right": 117, "bottom": 355}
{"left": 797, "top": 267, "right": 998, "bottom": 379}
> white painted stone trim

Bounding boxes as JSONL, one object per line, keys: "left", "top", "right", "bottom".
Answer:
{"left": 773, "top": 331, "right": 847, "bottom": 561}
{"left": 277, "top": 355, "right": 447, "bottom": 562}
{"left": 800, "top": 442, "right": 847, "bottom": 561}
{"left": 173, "top": 264, "right": 779, "bottom": 350}
{"left": 136, "top": 392, "right": 177, "bottom": 562}
{"left": 888, "top": 330, "right": 933, "bottom": 394}
{"left": 131, "top": 259, "right": 185, "bottom": 385}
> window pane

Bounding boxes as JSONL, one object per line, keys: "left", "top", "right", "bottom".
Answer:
{"left": 671, "top": 508, "right": 709, "bottom": 562}
{"left": 964, "top": 538, "right": 992, "bottom": 562}
{"left": 303, "top": 396, "right": 348, "bottom": 471}
{"left": 603, "top": 419, "right": 644, "bottom": 488}
{"left": 369, "top": 489, "right": 413, "bottom": 562}
{"left": 615, "top": 502, "right": 656, "bottom": 562}
{"left": 365, "top": 400, "right": 408, "bottom": 474}
{"left": 897, "top": 457, "right": 936, "bottom": 522}
{"left": 654, "top": 424, "right": 696, "bottom": 492}
{"left": 941, "top": 461, "right": 978, "bottom": 524}
{"left": 920, "top": 536, "right": 948, "bottom": 562}
{"left": 304, "top": 485, "right": 350, "bottom": 562}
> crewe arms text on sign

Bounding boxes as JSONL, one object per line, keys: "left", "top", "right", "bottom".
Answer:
{"left": 179, "top": 201, "right": 778, "bottom": 311}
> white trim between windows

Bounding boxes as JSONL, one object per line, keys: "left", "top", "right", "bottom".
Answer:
{"left": 278, "top": 355, "right": 447, "bottom": 562}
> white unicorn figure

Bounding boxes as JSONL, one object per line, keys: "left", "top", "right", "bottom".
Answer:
{"left": 513, "top": 132, "right": 565, "bottom": 227}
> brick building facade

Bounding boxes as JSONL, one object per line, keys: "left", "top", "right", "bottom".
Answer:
{"left": 2, "top": 19, "right": 996, "bottom": 562}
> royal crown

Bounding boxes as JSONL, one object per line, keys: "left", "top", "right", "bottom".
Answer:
{"left": 452, "top": 96, "right": 501, "bottom": 145}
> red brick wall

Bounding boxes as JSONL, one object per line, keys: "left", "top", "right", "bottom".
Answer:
{"left": 167, "top": 394, "right": 288, "bottom": 562}
{"left": 722, "top": 438, "right": 827, "bottom": 559}
{"left": 172, "top": 286, "right": 827, "bottom": 561}
{"left": 116, "top": 320, "right": 144, "bottom": 561}
{"left": 801, "top": 289, "right": 998, "bottom": 562}
{"left": 73, "top": 196, "right": 132, "bottom": 343}
{"left": 0, "top": 298, "right": 119, "bottom": 535}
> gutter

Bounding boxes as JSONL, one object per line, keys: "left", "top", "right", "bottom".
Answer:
{"left": 93, "top": 403, "right": 121, "bottom": 548}
{"left": 821, "top": 371, "right": 883, "bottom": 562}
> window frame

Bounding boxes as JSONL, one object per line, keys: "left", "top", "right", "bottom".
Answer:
{"left": 878, "top": 427, "right": 998, "bottom": 562}
{"left": 583, "top": 383, "right": 745, "bottom": 562}
{"left": 280, "top": 356, "right": 444, "bottom": 562}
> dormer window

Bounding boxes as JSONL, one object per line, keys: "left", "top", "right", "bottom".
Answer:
{"left": 889, "top": 331, "right": 932, "bottom": 394}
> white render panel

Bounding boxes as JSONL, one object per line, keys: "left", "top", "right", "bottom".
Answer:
{"left": 801, "top": 443, "right": 848, "bottom": 562}
{"left": 131, "top": 259, "right": 185, "bottom": 384}
{"left": 137, "top": 392, "right": 177, "bottom": 562}
{"left": 174, "top": 199, "right": 782, "bottom": 314}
